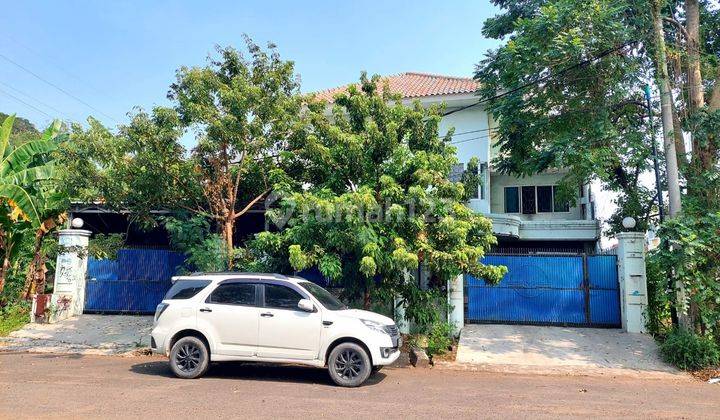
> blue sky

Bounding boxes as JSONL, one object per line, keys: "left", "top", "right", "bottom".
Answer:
{"left": 0, "top": 0, "right": 501, "bottom": 131}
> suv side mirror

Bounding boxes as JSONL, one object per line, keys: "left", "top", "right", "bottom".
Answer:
{"left": 298, "top": 299, "right": 315, "bottom": 312}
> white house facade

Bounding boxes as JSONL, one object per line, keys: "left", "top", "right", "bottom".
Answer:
{"left": 315, "top": 72, "right": 600, "bottom": 251}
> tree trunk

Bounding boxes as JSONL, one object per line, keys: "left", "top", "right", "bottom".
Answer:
{"left": 363, "top": 289, "right": 371, "bottom": 310}
{"left": 684, "top": 0, "right": 717, "bottom": 176}
{"left": 22, "top": 227, "right": 49, "bottom": 299}
{"left": 223, "top": 216, "right": 234, "bottom": 270}
{"left": 670, "top": 101, "right": 688, "bottom": 167}
{"left": 685, "top": 0, "right": 704, "bottom": 112}
{"left": 22, "top": 236, "right": 46, "bottom": 300}
{"left": 710, "top": 66, "right": 720, "bottom": 111}
{"left": 651, "top": 2, "right": 683, "bottom": 218}
{"left": 0, "top": 256, "right": 9, "bottom": 294}
{"left": 652, "top": 0, "right": 690, "bottom": 330}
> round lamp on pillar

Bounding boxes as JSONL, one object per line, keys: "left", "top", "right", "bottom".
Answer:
{"left": 622, "top": 216, "right": 636, "bottom": 230}
{"left": 71, "top": 218, "right": 84, "bottom": 229}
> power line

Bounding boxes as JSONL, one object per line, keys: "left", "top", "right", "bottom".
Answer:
{"left": 0, "top": 86, "right": 53, "bottom": 119}
{"left": 445, "top": 40, "right": 639, "bottom": 117}
{"left": 1, "top": 33, "right": 112, "bottom": 99}
{"left": 438, "top": 127, "right": 495, "bottom": 139}
{"left": 0, "top": 80, "right": 73, "bottom": 121}
{"left": 0, "top": 52, "right": 118, "bottom": 123}
{"left": 450, "top": 134, "right": 493, "bottom": 145}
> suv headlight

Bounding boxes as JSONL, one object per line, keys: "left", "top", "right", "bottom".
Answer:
{"left": 361, "top": 319, "right": 388, "bottom": 335}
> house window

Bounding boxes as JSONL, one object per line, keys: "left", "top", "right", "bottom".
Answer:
{"left": 537, "top": 186, "right": 553, "bottom": 213}
{"left": 504, "top": 187, "right": 519, "bottom": 213}
{"left": 553, "top": 186, "right": 570, "bottom": 212}
{"left": 504, "top": 185, "right": 573, "bottom": 214}
{"left": 521, "top": 186, "right": 536, "bottom": 214}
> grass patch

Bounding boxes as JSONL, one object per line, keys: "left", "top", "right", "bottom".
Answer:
{"left": 0, "top": 303, "right": 30, "bottom": 336}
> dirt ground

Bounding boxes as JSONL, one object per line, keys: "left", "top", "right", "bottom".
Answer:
{"left": 1, "top": 352, "right": 717, "bottom": 419}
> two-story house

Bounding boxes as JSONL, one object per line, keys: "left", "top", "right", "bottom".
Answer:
{"left": 315, "top": 72, "right": 600, "bottom": 252}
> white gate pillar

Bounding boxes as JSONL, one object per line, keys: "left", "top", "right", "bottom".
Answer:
{"left": 447, "top": 274, "right": 464, "bottom": 334}
{"left": 50, "top": 229, "right": 91, "bottom": 321}
{"left": 616, "top": 232, "right": 648, "bottom": 333}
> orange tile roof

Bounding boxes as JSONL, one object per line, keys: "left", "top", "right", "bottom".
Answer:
{"left": 313, "top": 72, "right": 478, "bottom": 102}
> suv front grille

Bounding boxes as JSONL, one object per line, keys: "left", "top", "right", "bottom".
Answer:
{"left": 383, "top": 325, "right": 399, "bottom": 336}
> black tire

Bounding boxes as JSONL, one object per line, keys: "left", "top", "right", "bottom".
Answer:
{"left": 327, "top": 342, "right": 372, "bottom": 387}
{"left": 169, "top": 336, "right": 209, "bottom": 379}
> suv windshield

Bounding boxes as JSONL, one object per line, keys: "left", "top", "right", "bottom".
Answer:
{"left": 298, "top": 281, "right": 347, "bottom": 311}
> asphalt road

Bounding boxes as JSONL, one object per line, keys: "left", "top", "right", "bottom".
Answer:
{"left": 0, "top": 352, "right": 716, "bottom": 419}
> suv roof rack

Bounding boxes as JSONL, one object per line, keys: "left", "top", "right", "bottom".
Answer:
{"left": 185, "top": 272, "right": 289, "bottom": 280}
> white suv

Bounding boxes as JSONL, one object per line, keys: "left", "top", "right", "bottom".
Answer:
{"left": 151, "top": 272, "right": 401, "bottom": 387}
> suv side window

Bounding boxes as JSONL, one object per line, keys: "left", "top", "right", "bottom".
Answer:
{"left": 207, "top": 283, "right": 257, "bottom": 306}
{"left": 264, "top": 284, "right": 304, "bottom": 310}
{"left": 164, "top": 280, "right": 211, "bottom": 300}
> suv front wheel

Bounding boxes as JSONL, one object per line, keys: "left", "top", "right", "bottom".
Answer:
{"left": 169, "top": 336, "right": 209, "bottom": 379}
{"left": 327, "top": 342, "right": 372, "bottom": 387}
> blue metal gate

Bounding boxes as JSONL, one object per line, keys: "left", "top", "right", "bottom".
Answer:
{"left": 465, "top": 254, "right": 620, "bottom": 327}
{"left": 85, "top": 249, "right": 186, "bottom": 313}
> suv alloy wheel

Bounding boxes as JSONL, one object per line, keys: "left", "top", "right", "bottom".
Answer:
{"left": 327, "top": 342, "right": 372, "bottom": 387}
{"left": 169, "top": 336, "right": 209, "bottom": 379}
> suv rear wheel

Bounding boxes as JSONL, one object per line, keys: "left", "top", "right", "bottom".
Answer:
{"left": 169, "top": 336, "right": 209, "bottom": 379}
{"left": 327, "top": 342, "right": 371, "bottom": 387}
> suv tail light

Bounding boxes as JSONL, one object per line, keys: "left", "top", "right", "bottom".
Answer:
{"left": 154, "top": 303, "right": 169, "bottom": 321}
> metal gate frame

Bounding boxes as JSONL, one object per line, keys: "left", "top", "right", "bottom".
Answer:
{"left": 465, "top": 252, "right": 621, "bottom": 328}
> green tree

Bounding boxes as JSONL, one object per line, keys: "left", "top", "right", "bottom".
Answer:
{"left": 476, "top": 0, "right": 656, "bottom": 232}
{"left": 480, "top": 0, "right": 720, "bottom": 337}
{"left": 58, "top": 117, "right": 125, "bottom": 205}
{"left": 250, "top": 74, "right": 505, "bottom": 323}
{"left": 0, "top": 112, "right": 40, "bottom": 146}
{"left": 167, "top": 38, "right": 305, "bottom": 266}
{"left": 61, "top": 38, "right": 304, "bottom": 271}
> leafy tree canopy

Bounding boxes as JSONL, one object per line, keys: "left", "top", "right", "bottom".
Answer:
{"left": 0, "top": 112, "right": 40, "bottom": 146}
{"left": 63, "top": 37, "right": 305, "bottom": 270}
{"left": 477, "top": 0, "right": 660, "bottom": 232}
{"left": 248, "top": 74, "right": 506, "bottom": 318}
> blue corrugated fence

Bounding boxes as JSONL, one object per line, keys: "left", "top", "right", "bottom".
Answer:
{"left": 85, "top": 249, "right": 186, "bottom": 313}
{"left": 466, "top": 253, "right": 620, "bottom": 327}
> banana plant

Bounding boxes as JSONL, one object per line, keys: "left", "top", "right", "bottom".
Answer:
{"left": 0, "top": 114, "right": 67, "bottom": 294}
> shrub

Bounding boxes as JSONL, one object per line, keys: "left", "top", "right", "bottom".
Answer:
{"left": 184, "top": 234, "right": 229, "bottom": 272}
{"left": 425, "top": 322, "right": 454, "bottom": 356}
{"left": 659, "top": 328, "right": 720, "bottom": 371}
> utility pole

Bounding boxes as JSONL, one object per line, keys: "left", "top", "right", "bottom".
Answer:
{"left": 645, "top": 84, "right": 664, "bottom": 224}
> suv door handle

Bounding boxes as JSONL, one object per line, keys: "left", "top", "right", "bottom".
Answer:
{"left": 260, "top": 312, "right": 274, "bottom": 317}
{"left": 199, "top": 308, "right": 212, "bottom": 313}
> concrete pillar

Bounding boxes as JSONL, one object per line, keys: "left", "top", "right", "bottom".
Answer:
{"left": 394, "top": 295, "right": 410, "bottom": 334}
{"left": 51, "top": 229, "right": 91, "bottom": 322}
{"left": 616, "top": 232, "right": 648, "bottom": 333}
{"left": 447, "top": 274, "right": 464, "bottom": 335}
{"left": 394, "top": 269, "right": 412, "bottom": 334}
